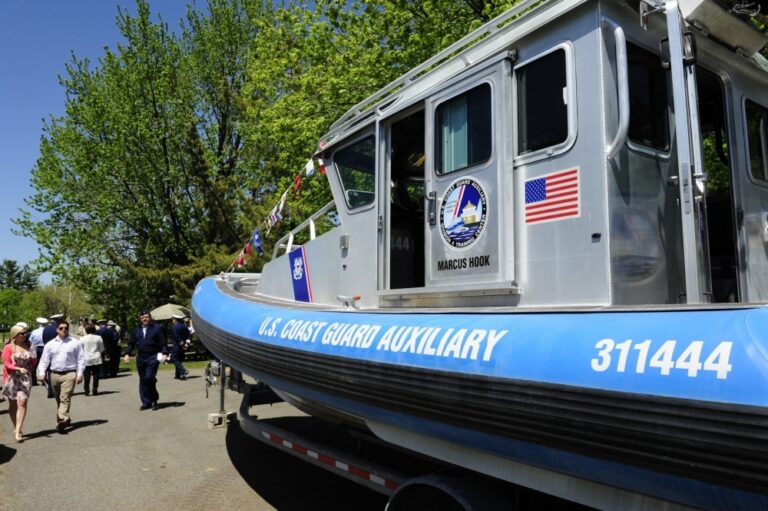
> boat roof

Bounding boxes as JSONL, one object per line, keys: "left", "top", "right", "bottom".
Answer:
{"left": 317, "top": 0, "right": 768, "bottom": 152}
{"left": 317, "top": 0, "right": 590, "bottom": 151}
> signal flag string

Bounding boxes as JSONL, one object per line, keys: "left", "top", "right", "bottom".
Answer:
{"left": 224, "top": 157, "right": 324, "bottom": 274}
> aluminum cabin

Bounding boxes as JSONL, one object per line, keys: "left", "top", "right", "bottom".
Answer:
{"left": 255, "top": 0, "right": 768, "bottom": 313}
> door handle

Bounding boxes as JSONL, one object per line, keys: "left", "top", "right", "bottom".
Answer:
{"left": 427, "top": 192, "right": 437, "bottom": 226}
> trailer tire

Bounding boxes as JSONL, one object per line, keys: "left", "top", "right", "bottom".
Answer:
{"left": 386, "top": 474, "right": 514, "bottom": 511}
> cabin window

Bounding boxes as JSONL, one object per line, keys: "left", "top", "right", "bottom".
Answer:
{"left": 435, "top": 83, "right": 492, "bottom": 174}
{"left": 334, "top": 135, "right": 376, "bottom": 209}
{"left": 745, "top": 99, "right": 768, "bottom": 182}
{"left": 516, "top": 48, "right": 568, "bottom": 154}
{"left": 627, "top": 44, "right": 669, "bottom": 151}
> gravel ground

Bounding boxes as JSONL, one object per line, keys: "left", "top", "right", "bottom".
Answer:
{"left": 0, "top": 367, "right": 386, "bottom": 511}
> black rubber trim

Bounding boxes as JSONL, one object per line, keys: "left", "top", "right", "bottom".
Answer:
{"left": 193, "top": 312, "right": 768, "bottom": 495}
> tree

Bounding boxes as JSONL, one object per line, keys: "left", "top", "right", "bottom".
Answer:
{"left": 0, "top": 288, "right": 22, "bottom": 331}
{"left": 240, "top": 0, "right": 522, "bottom": 229}
{"left": 16, "top": 0, "right": 259, "bottom": 315}
{"left": 17, "top": 291, "right": 46, "bottom": 326}
{"left": 0, "top": 259, "right": 39, "bottom": 291}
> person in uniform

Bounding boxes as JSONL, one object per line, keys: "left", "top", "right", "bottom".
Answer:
{"left": 102, "top": 320, "right": 121, "bottom": 378}
{"left": 95, "top": 319, "right": 110, "bottom": 378}
{"left": 124, "top": 310, "right": 167, "bottom": 410}
{"left": 28, "top": 317, "right": 47, "bottom": 385}
{"left": 169, "top": 314, "right": 191, "bottom": 380}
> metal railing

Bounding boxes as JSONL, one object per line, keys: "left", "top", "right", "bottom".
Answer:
{"left": 272, "top": 200, "right": 338, "bottom": 258}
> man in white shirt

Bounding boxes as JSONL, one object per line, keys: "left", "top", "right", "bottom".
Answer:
{"left": 37, "top": 320, "right": 85, "bottom": 433}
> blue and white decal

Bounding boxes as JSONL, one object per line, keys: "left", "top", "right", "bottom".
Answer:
{"left": 440, "top": 178, "right": 487, "bottom": 248}
{"left": 288, "top": 247, "right": 313, "bottom": 302}
{"left": 193, "top": 277, "right": 768, "bottom": 407}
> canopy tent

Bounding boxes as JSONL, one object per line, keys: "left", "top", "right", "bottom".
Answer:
{"left": 150, "top": 303, "right": 190, "bottom": 321}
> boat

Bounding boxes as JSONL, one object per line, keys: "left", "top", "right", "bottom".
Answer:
{"left": 192, "top": 0, "right": 768, "bottom": 509}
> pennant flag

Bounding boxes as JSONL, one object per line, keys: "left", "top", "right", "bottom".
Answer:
{"left": 294, "top": 174, "right": 302, "bottom": 195}
{"left": 237, "top": 251, "right": 245, "bottom": 268}
{"left": 288, "top": 246, "right": 313, "bottom": 302}
{"left": 244, "top": 242, "right": 252, "bottom": 257}
{"left": 268, "top": 205, "right": 282, "bottom": 226}
{"left": 278, "top": 190, "right": 288, "bottom": 214}
{"left": 305, "top": 158, "right": 315, "bottom": 176}
{"left": 252, "top": 228, "right": 264, "bottom": 256}
{"left": 318, "top": 158, "right": 327, "bottom": 176}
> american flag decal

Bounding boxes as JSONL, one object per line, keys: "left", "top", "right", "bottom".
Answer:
{"left": 524, "top": 168, "right": 580, "bottom": 224}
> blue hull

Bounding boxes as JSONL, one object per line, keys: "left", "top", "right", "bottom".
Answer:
{"left": 192, "top": 276, "right": 768, "bottom": 510}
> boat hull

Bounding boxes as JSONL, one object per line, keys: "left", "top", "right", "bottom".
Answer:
{"left": 192, "top": 276, "right": 768, "bottom": 510}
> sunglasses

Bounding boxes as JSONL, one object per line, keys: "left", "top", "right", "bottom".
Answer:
{"left": 57, "top": 326, "right": 69, "bottom": 331}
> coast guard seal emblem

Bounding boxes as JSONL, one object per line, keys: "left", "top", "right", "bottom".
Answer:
{"left": 293, "top": 257, "right": 304, "bottom": 280}
{"left": 439, "top": 178, "right": 487, "bottom": 248}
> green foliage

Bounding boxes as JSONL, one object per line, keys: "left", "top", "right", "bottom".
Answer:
{"left": 0, "top": 259, "right": 39, "bottom": 290}
{"left": 17, "top": 292, "right": 46, "bottom": 326}
{"left": 0, "top": 289, "right": 22, "bottom": 329}
{"left": 17, "top": 0, "right": 259, "bottom": 317}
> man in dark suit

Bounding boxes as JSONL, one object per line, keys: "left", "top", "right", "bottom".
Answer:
{"left": 105, "top": 320, "right": 122, "bottom": 377}
{"left": 169, "top": 314, "right": 191, "bottom": 380}
{"left": 123, "top": 310, "right": 168, "bottom": 410}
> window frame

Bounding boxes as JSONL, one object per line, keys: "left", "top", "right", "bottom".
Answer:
{"left": 513, "top": 42, "right": 577, "bottom": 165}
{"left": 743, "top": 96, "right": 768, "bottom": 186}
{"left": 625, "top": 42, "right": 672, "bottom": 157}
{"left": 332, "top": 132, "right": 378, "bottom": 212}
{"left": 433, "top": 82, "right": 493, "bottom": 176}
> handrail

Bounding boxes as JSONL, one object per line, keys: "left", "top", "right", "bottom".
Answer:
{"left": 272, "top": 200, "right": 338, "bottom": 258}
{"left": 603, "top": 17, "right": 629, "bottom": 161}
{"left": 322, "top": 0, "right": 559, "bottom": 143}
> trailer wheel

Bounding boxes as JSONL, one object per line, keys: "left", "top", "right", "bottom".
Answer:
{"left": 386, "top": 474, "right": 514, "bottom": 511}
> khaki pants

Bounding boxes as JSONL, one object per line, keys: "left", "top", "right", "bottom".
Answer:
{"left": 50, "top": 371, "right": 76, "bottom": 422}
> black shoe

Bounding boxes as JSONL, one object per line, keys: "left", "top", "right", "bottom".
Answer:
{"left": 93, "top": 390, "right": 98, "bottom": 396}
{"left": 84, "top": 391, "right": 90, "bottom": 396}
{"left": 151, "top": 402, "right": 159, "bottom": 410}
{"left": 139, "top": 404, "right": 152, "bottom": 411}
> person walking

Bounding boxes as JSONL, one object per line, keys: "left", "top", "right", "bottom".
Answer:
{"left": 105, "top": 321, "right": 121, "bottom": 377}
{"left": 170, "top": 314, "right": 191, "bottom": 380}
{"left": 36, "top": 320, "right": 85, "bottom": 433}
{"left": 80, "top": 324, "right": 105, "bottom": 396}
{"left": 2, "top": 325, "right": 32, "bottom": 442}
{"left": 124, "top": 310, "right": 167, "bottom": 410}
{"left": 28, "top": 317, "right": 47, "bottom": 385}
{"left": 41, "top": 314, "right": 64, "bottom": 398}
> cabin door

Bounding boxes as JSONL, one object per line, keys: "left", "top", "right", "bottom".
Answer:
{"left": 735, "top": 91, "right": 768, "bottom": 302}
{"left": 613, "top": 43, "right": 687, "bottom": 304}
{"left": 423, "top": 60, "right": 512, "bottom": 288}
{"left": 697, "top": 69, "right": 738, "bottom": 303}
{"left": 382, "top": 108, "right": 426, "bottom": 290}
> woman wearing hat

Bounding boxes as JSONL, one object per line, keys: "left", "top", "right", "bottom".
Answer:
{"left": 2, "top": 325, "right": 33, "bottom": 442}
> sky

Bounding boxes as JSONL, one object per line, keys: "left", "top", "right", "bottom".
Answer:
{"left": 0, "top": 1, "right": 191, "bottom": 279}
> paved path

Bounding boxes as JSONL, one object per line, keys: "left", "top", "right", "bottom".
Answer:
{"left": 0, "top": 368, "right": 386, "bottom": 511}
